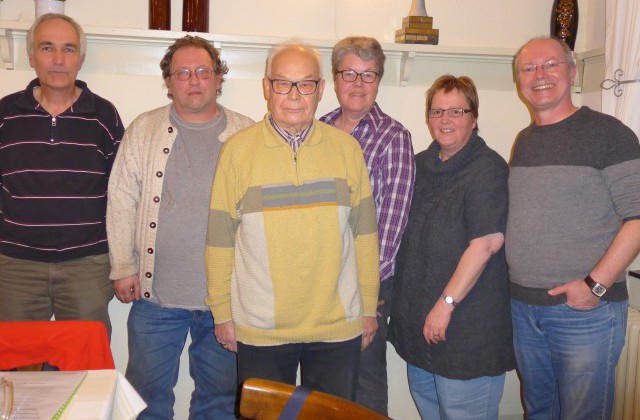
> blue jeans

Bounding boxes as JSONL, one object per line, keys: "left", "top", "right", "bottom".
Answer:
{"left": 355, "top": 278, "right": 393, "bottom": 415}
{"left": 407, "top": 364, "right": 505, "bottom": 420}
{"left": 511, "top": 298, "right": 627, "bottom": 420}
{"left": 126, "top": 300, "right": 237, "bottom": 420}
{"left": 237, "top": 336, "right": 361, "bottom": 401}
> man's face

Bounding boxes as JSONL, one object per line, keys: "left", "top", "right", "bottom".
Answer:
{"left": 516, "top": 39, "right": 576, "bottom": 116}
{"left": 333, "top": 54, "right": 379, "bottom": 119}
{"left": 263, "top": 46, "right": 325, "bottom": 134}
{"left": 29, "top": 18, "right": 84, "bottom": 92}
{"left": 165, "top": 46, "right": 222, "bottom": 122}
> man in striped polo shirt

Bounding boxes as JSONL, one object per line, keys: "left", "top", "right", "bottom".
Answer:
{"left": 0, "top": 14, "right": 123, "bottom": 336}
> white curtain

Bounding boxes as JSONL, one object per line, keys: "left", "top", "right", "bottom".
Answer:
{"left": 602, "top": 0, "right": 640, "bottom": 138}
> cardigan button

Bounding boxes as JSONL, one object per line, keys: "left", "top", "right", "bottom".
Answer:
{"left": 150, "top": 222, "right": 156, "bottom": 228}
{"left": 168, "top": 127, "right": 173, "bottom": 133}
{"left": 145, "top": 272, "right": 152, "bottom": 278}
{"left": 153, "top": 196, "right": 160, "bottom": 203}
{"left": 144, "top": 292, "right": 151, "bottom": 298}
{"left": 156, "top": 171, "right": 163, "bottom": 177}
{"left": 163, "top": 148, "right": 170, "bottom": 154}
{"left": 147, "top": 248, "right": 154, "bottom": 254}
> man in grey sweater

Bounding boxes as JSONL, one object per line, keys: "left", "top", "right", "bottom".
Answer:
{"left": 506, "top": 37, "right": 640, "bottom": 419}
{"left": 106, "top": 36, "right": 253, "bottom": 419}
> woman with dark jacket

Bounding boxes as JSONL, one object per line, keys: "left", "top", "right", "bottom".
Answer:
{"left": 390, "top": 75, "right": 515, "bottom": 420}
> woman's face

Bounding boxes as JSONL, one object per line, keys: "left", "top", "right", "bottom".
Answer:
{"left": 427, "top": 88, "right": 477, "bottom": 161}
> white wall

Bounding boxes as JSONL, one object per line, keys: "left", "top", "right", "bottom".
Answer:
{"left": 0, "top": 1, "right": 605, "bottom": 419}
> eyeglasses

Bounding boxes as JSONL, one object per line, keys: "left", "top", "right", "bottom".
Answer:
{"left": 170, "top": 67, "right": 215, "bottom": 81}
{"left": 268, "top": 79, "right": 320, "bottom": 95}
{"left": 428, "top": 108, "right": 472, "bottom": 118}
{"left": 336, "top": 70, "right": 378, "bottom": 83}
{"left": 518, "top": 61, "right": 570, "bottom": 75}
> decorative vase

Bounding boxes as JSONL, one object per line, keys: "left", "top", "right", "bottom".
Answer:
{"left": 182, "top": 0, "right": 209, "bottom": 32}
{"left": 408, "top": 0, "right": 428, "bottom": 17}
{"left": 149, "top": 0, "right": 171, "bottom": 30}
{"left": 35, "top": 0, "right": 65, "bottom": 18}
{"left": 551, "top": 0, "right": 579, "bottom": 51}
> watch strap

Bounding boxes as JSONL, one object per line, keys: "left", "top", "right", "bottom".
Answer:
{"left": 584, "top": 275, "right": 607, "bottom": 297}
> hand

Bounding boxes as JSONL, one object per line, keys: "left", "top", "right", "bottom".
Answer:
{"left": 215, "top": 321, "right": 237, "bottom": 353}
{"left": 422, "top": 299, "right": 454, "bottom": 345}
{"left": 548, "top": 278, "right": 600, "bottom": 309}
{"left": 113, "top": 275, "right": 141, "bottom": 303}
{"left": 361, "top": 316, "right": 378, "bottom": 350}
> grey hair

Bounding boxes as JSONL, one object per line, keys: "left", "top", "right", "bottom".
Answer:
{"left": 265, "top": 41, "right": 323, "bottom": 78}
{"left": 331, "top": 36, "right": 386, "bottom": 79}
{"left": 513, "top": 36, "right": 575, "bottom": 71}
{"left": 27, "top": 13, "right": 87, "bottom": 58}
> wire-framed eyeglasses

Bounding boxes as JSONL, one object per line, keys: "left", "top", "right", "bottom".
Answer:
{"left": 428, "top": 108, "right": 472, "bottom": 118}
{"left": 268, "top": 79, "right": 320, "bottom": 95}
{"left": 336, "top": 70, "right": 379, "bottom": 83}
{"left": 518, "top": 61, "right": 571, "bottom": 75}
{"left": 171, "top": 67, "right": 215, "bottom": 81}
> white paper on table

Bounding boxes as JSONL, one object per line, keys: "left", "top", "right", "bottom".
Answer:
{"left": 3, "top": 371, "right": 87, "bottom": 420}
{"left": 60, "top": 371, "right": 117, "bottom": 420}
{"left": 112, "top": 372, "right": 146, "bottom": 420}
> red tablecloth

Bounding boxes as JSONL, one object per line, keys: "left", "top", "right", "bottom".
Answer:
{"left": 0, "top": 320, "right": 114, "bottom": 370}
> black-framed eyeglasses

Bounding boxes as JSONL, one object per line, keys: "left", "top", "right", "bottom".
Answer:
{"left": 171, "top": 67, "right": 215, "bottom": 81}
{"left": 268, "top": 79, "right": 320, "bottom": 95}
{"left": 336, "top": 70, "right": 378, "bottom": 83}
{"left": 428, "top": 108, "right": 472, "bottom": 118}
{"left": 517, "top": 61, "right": 571, "bottom": 75}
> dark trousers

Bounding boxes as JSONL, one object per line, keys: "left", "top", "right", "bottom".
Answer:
{"left": 237, "top": 336, "right": 361, "bottom": 401}
{"left": 0, "top": 253, "right": 113, "bottom": 336}
{"left": 355, "top": 278, "right": 393, "bottom": 415}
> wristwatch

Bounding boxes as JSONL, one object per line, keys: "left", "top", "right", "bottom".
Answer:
{"left": 441, "top": 294, "right": 457, "bottom": 306}
{"left": 584, "top": 275, "right": 607, "bottom": 297}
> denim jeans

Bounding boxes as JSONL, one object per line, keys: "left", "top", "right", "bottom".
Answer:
{"left": 407, "top": 363, "right": 505, "bottom": 420}
{"left": 237, "top": 336, "right": 361, "bottom": 401}
{"left": 511, "top": 298, "right": 627, "bottom": 420}
{"left": 355, "top": 278, "right": 393, "bottom": 415}
{"left": 126, "top": 300, "right": 237, "bottom": 420}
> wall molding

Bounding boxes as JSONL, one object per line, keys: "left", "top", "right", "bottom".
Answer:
{"left": 0, "top": 20, "right": 604, "bottom": 92}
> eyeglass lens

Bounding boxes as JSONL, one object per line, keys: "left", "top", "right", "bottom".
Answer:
{"left": 172, "top": 67, "right": 214, "bottom": 81}
{"left": 338, "top": 70, "right": 378, "bottom": 83}
{"left": 270, "top": 79, "right": 318, "bottom": 95}
{"left": 428, "top": 108, "right": 470, "bottom": 118}
{"left": 519, "top": 61, "right": 568, "bottom": 74}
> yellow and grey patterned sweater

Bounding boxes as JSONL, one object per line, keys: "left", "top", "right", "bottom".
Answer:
{"left": 205, "top": 114, "right": 380, "bottom": 346}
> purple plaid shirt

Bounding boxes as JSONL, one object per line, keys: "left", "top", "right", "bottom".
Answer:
{"left": 321, "top": 103, "right": 415, "bottom": 281}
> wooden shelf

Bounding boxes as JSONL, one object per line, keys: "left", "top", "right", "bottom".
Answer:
{"left": 0, "top": 20, "right": 603, "bottom": 91}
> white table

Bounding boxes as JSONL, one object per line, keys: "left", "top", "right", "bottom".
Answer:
{"left": 3, "top": 370, "right": 146, "bottom": 420}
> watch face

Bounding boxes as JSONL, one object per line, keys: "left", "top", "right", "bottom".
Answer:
{"left": 443, "top": 295, "right": 456, "bottom": 305}
{"left": 593, "top": 284, "right": 607, "bottom": 297}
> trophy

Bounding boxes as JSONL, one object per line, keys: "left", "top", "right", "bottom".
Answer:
{"left": 395, "top": 0, "right": 439, "bottom": 45}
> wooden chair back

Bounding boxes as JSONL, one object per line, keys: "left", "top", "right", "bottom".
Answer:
{"left": 239, "top": 378, "right": 392, "bottom": 420}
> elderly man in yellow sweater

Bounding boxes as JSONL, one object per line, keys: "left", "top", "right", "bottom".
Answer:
{"left": 205, "top": 41, "right": 380, "bottom": 400}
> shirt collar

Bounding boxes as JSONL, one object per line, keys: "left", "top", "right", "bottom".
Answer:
{"left": 269, "top": 115, "right": 312, "bottom": 147}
